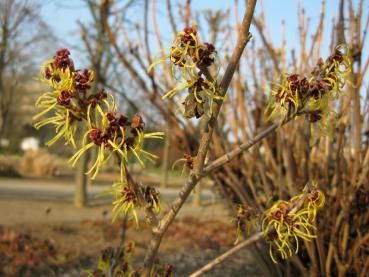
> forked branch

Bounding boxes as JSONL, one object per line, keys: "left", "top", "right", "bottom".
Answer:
{"left": 141, "top": 1, "right": 258, "bottom": 275}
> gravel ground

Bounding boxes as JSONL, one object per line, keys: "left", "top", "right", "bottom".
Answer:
{"left": 164, "top": 249, "right": 263, "bottom": 276}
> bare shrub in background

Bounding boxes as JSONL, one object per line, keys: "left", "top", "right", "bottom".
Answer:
{"left": 33, "top": 0, "right": 368, "bottom": 276}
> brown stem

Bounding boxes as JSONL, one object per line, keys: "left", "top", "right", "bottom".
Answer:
{"left": 194, "top": 3, "right": 255, "bottom": 175}
{"left": 190, "top": 232, "right": 264, "bottom": 277}
{"left": 190, "top": 186, "right": 310, "bottom": 276}
{"left": 141, "top": 1, "right": 258, "bottom": 275}
{"left": 166, "top": 0, "right": 177, "bottom": 36}
{"left": 203, "top": 120, "right": 282, "bottom": 175}
{"left": 253, "top": 17, "right": 280, "bottom": 74}
{"left": 141, "top": 116, "right": 285, "bottom": 276}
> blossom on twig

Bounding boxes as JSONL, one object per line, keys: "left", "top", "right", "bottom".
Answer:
{"left": 261, "top": 185, "right": 325, "bottom": 263}
{"left": 265, "top": 45, "right": 351, "bottom": 135}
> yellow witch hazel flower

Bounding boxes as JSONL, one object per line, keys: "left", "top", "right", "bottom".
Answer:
{"left": 143, "top": 185, "right": 161, "bottom": 214}
{"left": 111, "top": 180, "right": 140, "bottom": 225}
{"left": 265, "top": 45, "right": 351, "bottom": 132}
{"left": 290, "top": 184, "right": 325, "bottom": 222}
{"left": 163, "top": 74, "right": 218, "bottom": 102}
{"left": 37, "top": 60, "right": 76, "bottom": 91}
{"left": 35, "top": 49, "right": 165, "bottom": 230}
{"left": 262, "top": 185, "right": 325, "bottom": 263}
{"left": 148, "top": 23, "right": 221, "bottom": 118}
{"left": 86, "top": 241, "right": 137, "bottom": 276}
{"left": 34, "top": 48, "right": 164, "bottom": 181}
{"left": 98, "top": 164, "right": 161, "bottom": 225}
{"left": 34, "top": 49, "right": 94, "bottom": 147}
{"left": 265, "top": 73, "right": 306, "bottom": 121}
{"left": 68, "top": 94, "right": 164, "bottom": 179}
{"left": 148, "top": 23, "right": 218, "bottom": 72}
{"left": 109, "top": 182, "right": 161, "bottom": 225}
{"left": 34, "top": 109, "right": 78, "bottom": 147}
{"left": 234, "top": 204, "right": 257, "bottom": 245}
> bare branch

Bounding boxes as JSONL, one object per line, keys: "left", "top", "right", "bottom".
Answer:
{"left": 190, "top": 232, "right": 264, "bottom": 277}
{"left": 203, "top": 120, "right": 282, "bottom": 175}
{"left": 141, "top": 1, "right": 258, "bottom": 275}
{"left": 166, "top": 0, "right": 177, "bottom": 36}
{"left": 190, "top": 185, "right": 311, "bottom": 276}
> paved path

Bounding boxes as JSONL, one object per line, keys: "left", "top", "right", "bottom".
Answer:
{"left": 0, "top": 177, "right": 225, "bottom": 225}
{"left": 0, "top": 177, "right": 215, "bottom": 204}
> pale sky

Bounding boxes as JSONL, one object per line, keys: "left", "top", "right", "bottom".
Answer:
{"left": 38, "top": 0, "right": 368, "bottom": 94}
{"left": 40, "top": 0, "right": 367, "bottom": 61}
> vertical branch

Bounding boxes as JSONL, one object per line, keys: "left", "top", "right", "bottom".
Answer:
{"left": 233, "top": 0, "right": 249, "bottom": 141}
{"left": 102, "top": 0, "right": 195, "bottom": 155}
{"left": 281, "top": 20, "right": 287, "bottom": 72}
{"left": 253, "top": 17, "right": 280, "bottom": 74}
{"left": 160, "top": 126, "right": 170, "bottom": 188}
{"left": 141, "top": 1, "right": 258, "bottom": 275}
{"left": 166, "top": 0, "right": 177, "bottom": 36}
{"left": 307, "top": 0, "right": 325, "bottom": 63}
{"left": 144, "top": 0, "right": 153, "bottom": 64}
{"left": 195, "top": 1, "right": 256, "bottom": 173}
{"left": 184, "top": 0, "right": 192, "bottom": 27}
{"left": 347, "top": 0, "right": 362, "bottom": 183}
{"left": 152, "top": 0, "right": 172, "bottom": 88}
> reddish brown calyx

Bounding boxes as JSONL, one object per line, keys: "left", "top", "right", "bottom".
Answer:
{"left": 53, "top": 48, "right": 74, "bottom": 71}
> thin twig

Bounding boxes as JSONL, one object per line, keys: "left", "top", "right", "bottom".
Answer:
{"left": 190, "top": 232, "right": 264, "bottom": 277}
{"left": 203, "top": 120, "right": 282, "bottom": 175}
{"left": 166, "top": 0, "right": 177, "bottom": 36}
{"left": 190, "top": 185, "right": 311, "bottom": 276}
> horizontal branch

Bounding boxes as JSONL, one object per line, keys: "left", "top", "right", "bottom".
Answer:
{"left": 203, "top": 121, "right": 282, "bottom": 175}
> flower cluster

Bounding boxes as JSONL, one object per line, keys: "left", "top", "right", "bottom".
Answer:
{"left": 87, "top": 242, "right": 137, "bottom": 277}
{"left": 144, "top": 185, "right": 161, "bottom": 214}
{"left": 111, "top": 181, "right": 140, "bottom": 225}
{"left": 171, "top": 152, "right": 194, "bottom": 176}
{"left": 87, "top": 241, "right": 173, "bottom": 277}
{"left": 69, "top": 101, "right": 163, "bottom": 179}
{"left": 266, "top": 45, "right": 351, "bottom": 133}
{"left": 34, "top": 49, "right": 94, "bottom": 147}
{"left": 234, "top": 204, "right": 257, "bottom": 244}
{"left": 261, "top": 187, "right": 325, "bottom": 263}
{"left": 34, "top": 49, "right": 164, "bottom": 181}
{"left": 148, "top": 24, "right": 220, "bottom": 118}
{"left": 35, "top": 49, "right": 164, "bottom": 229}
{"left": 106, "top": 180, "right": 162, "bottom": 225}
{"left": 290, "top": 187, "right": 325, "bottom": 221}
{"left": 158, "top": 25, "right": 217, "bottom": 70}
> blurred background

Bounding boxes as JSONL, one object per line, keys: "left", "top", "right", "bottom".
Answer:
{"left": 0, "top": 0, "right": 368, "bottom": 276}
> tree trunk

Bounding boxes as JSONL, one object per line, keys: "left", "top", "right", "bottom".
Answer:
{"left": 161, "top": 125, "right": 170, "bottom": 188}
{"left": 74, "top": 146, "right": 90, "bottom": 207}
